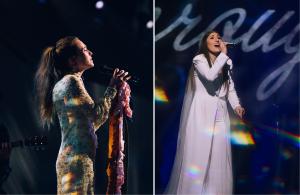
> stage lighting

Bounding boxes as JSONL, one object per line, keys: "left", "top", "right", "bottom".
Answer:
{"left": 146, "top": 20, "right": 153, "bottom": 29}
{"left": 95, "top": 1, "right": 104, "bottom": 9}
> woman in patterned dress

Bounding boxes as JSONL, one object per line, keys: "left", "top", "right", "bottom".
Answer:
{"left": 35, "top": 36, "right": 130, "bottom": 194}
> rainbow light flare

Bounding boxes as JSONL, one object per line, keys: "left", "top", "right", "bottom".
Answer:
{"left": 230, "top": 118, "right": 300, "bottom": 147}
{"left": 155, "top": 87, "right": 169, "bottom": 103}
{"left": 255, "top": 123, "right": 300, "bottom": 147}
{"left": 186, "top": 165, "right": 203, "bottom": 177}
{"left": 64, "top": 97, "right": 81, "bottom": 106}
{"left": 231, "top": 131, "right": 255, "bottom": 145}
{"left": 230, "top": 119, "right": 255, "bottom": 146}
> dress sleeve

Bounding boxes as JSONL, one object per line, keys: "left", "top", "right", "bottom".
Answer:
{"left": 92, "top": 87, "right": 117, "bottom": 130}
{"left": 227, "top": 73, "right": 241, "bottom": 110}
{"left": 63, "top": 75, "right": 117, "bottom": 131}
{"left": 193, "top": 53, "right": 229, "bottom": 81}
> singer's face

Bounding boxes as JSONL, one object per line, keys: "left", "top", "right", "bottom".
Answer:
{"left": 206, "top": 32, "right": 222, "bottom": 54}
{"left": 71, "top": 39, "right": 94, "bottom": 71}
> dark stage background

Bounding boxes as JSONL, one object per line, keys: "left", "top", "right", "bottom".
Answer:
{"left": 0, "top": 0, "right": 153, "bottom": 194}
{"left": 155, "top": 0, "right": 299, "bottom": 194}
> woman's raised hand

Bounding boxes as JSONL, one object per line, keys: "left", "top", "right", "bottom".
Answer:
{"left": 219, "top": 39, "right": 228, "bottom": 55}
{"left": 109, "top": 68, "right": 131, "bottom": 87}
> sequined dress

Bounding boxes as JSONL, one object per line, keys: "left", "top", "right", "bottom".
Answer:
{"left": 52, "top": 74, "right": 116, "bottom": 194}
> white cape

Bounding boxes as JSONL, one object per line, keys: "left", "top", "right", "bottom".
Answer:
{"left": 165, "top": 53, "right": 240, "bottom": 194}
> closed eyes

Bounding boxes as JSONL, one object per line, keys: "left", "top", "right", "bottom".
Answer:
{"left": 81, "top": 47, "right": 89, "bottom": 53}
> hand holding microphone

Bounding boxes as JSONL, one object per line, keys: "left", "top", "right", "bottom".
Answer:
{"left": 219, "top": 40, "right": 228, "bottom": 55}
{"left": 97, "top": 65, "right": 140, "bottom": 86}
{"left": 220, "top": 39, "right": 240, "bottom": 55}
{"left": 223, "top": 42, "right": 238, "bottom": 47}
{"left": 109, "top": 68, "right": 131, "bottom": 88}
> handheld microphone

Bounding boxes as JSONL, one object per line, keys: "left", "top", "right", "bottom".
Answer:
{"left": 224, "top": 41, "right": 240, "bottom": 47}
{"left": 96, "top": 65, "right": 140, "bottom": 84}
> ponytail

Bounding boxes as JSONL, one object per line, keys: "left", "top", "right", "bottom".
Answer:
{"left": 35, "top": 46, "right": 59, "bottom": 127}
{"left": 35, "top": 36, "right": 79, "bottom": 128}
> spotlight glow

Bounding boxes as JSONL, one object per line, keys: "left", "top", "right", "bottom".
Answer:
{"left": 95, "top": 1, "right": 104, "bottom": 9}
{"left": 146, "top": 20, "right": 153, "bottom": 29}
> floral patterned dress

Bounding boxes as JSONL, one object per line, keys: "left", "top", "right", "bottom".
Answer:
{"left": 52, "top": 74, "right": 116, "bottom": 194}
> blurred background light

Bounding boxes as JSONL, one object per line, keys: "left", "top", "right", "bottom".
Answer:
{"left": 95, "top": 1, "right": 104, "bottom": 9}
{"left": 146, "top": 20, "right": 153, "bottom": 29}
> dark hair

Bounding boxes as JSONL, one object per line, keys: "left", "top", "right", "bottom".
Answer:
{"left": 35, "top": 36, "right": 79, "bottom": 127}
{"left": 198, "top": 31, "right": 229, "bottom": 91}
{"left": 198, "top": 30, "right": 218, "bottom": 68}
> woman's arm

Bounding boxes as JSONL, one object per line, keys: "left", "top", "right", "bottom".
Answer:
{"left": 227, "top": 74, "right": 240, "bottom": 110}
{"left": 63, "top": 75, "right": 117, "bottom": 130}
{"left": 92, "top": 68, "right": 130, "bottom": 130}
{"left": 227, "top": 74, "right": 245, "bottom": 118}
{"left": 92, "top": 87, "right": 117, "bottom": 130}
{"left": 193, "top": 53, "right": 229, "bottom": 81}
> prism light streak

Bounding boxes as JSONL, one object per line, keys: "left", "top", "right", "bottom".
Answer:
{"left": 230, "top": 119, "right": 255, "bottom": 145}
{"left": 231, "top": 131, "right": 255, "bottom": 145}
{"left": 255, "top": 123, "right": 300, "bottom": 147}
{"left": 155, "top": 87, "right": 169, "bottom": 103}
{"left": 186, "top": 165, "right": 203, "bottom": 177}
{"left": 230, "top": 118, "right": 300, "bottom": 147}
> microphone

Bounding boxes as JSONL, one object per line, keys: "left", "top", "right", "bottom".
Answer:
{"left": 96, "top": 65, "right": 140, "bottom": 84}
{"left": 224, "top": 41, "right": 240, "bottom": 48}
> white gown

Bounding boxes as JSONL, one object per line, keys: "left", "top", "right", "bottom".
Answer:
{"left": 165, "top": 52, "right": 241, "bottom": 195}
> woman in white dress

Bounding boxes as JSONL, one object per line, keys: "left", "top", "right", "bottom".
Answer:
{"left": 165, "top": 31, "right": 245, "bottom": 194}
